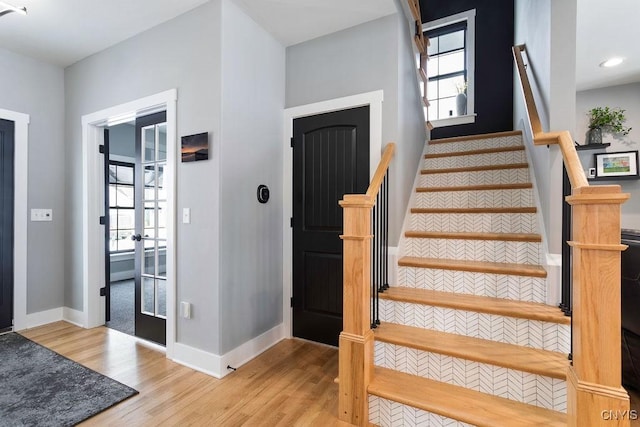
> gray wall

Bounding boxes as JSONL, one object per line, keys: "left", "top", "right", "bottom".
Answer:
{"left": 0, "top": 48, "right": 66, "bottom": 314}
{"left": 576, "top": 82, "right": 640, "bottom": 229}
{"left": 514, "top": 0, "right": 577, "bottom": 254}
{"left": 286, "top": 10, "right": 425, "bottom": 245}
{"left": 64, "top": 1, "right": 223, "bottom": 353}
{"left": 218, "top": 0, "right": 285, "bottom": 354}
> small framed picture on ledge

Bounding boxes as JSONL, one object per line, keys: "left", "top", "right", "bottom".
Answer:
{"left": 593, "top": 150, "right": 639, "bottom": 180}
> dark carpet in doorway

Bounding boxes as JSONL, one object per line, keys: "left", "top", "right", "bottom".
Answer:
{"left": 107, "top": 279, "right": 134, "bottom": 336}
{"left": 0, "top": 332, "right": 138, "bottom": 426}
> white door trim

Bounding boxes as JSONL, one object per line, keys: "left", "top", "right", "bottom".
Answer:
{"left": 81, "top": 89, "right": 177, "bottom": 357}
{"left": 0, "top": 109, "right": 29, "bottom": 331}
{"left": 281, "top": 90, "right": 384, "bottom": 339}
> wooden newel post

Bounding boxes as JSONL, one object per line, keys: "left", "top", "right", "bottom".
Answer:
{"left": 338, "top": 194, "right": 374, "bottom": 426}
{"left": 567, "top": 185, "right": 631, "bottom": 427}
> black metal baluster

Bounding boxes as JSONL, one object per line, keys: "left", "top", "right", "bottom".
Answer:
{"left": 371, "top": 207, "right": 376, "bottom": 329}
{"left": 383, "top": 170, "right": 390, "bottom": 291}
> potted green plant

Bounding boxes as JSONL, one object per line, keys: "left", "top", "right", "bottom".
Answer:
{"left": 587, "top": 106, "right": 632, "bottom": 144}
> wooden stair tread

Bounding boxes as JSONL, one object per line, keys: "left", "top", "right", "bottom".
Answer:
{"left": 417, "top": 183, "right": 532, "bottom": 192}
{"left": 429, "top": 130, "right": 523, "bottom": 144}
{"left": 405, "top": 230, "right": 542, "bottom": 242}
{"left": 369, "top": 367, "right": 566, "bottom": 427}
{"left": 411, "top": 207, "right": 537, "bottom": 214}
{"left": 421, "top": 163, "right": 528, "bottom": 174}
{"left": 398, "top": 256, "right": 547, "bottom": 278}
{"left": 375, "top": 323, "right": 568, "bottom": 379}
{"left": 425, "top": 145, "right": 524, "bottom": 159}
{"left": 380, "top": 287, "right": 569, "bottom": 325}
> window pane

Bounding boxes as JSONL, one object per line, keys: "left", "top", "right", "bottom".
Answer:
{"left": 438, "top": 96, "right": 457, "bottom": 119}
{"left": 109, "top": 186, "right": 117, "bottom": 208}
{"left": 439, "top": 30, "right": 464, "bottom": 52}
{"left": 144, "top": 166, "right": 155, "bottom": 201}
{"left": 143, "top": 240, "right": 155, "bottom": 275}
{"left": 157, "top": 164, "right": 166, "bottom": 200}
{"left": 118, "top": 209, "right": 135, "bottom": 230}
{"left": 143, "top": 127, "right": 155, "bottom": 163}
{"left": 438, "top": 75, "right": 465, "bottom": 99}
{"left": 109, "top": 231, "right": 118, "bottom": 252}
{"left": 427, "top": 57, "right": 439, "bottom": 78}
{"left": 116, "top": 165, "right": 134, "bottom": 185}
{"left": 428, "top": 103, "right": 438, "bottom": 121}
{"left": 118, "top": 229, "right": 135, "bottom": 251}
{"left": 438, "top": 50, "right": 464, "bottom": 75}
{"left": 427, "top": 35, "right": 439, "bottom": 56}
{"left": 142, "top": 277, "right": 155, "bottom": 315}
{"left": 158, "top": 123, "right": 167, "bottom": 161}
{"left": 427, "top": 81, "right": 438, "bottom": 101}
{"left": 157, "top": 201, "right": 167, "bottom": 236}
{"left": 144, "top": 202, "right": 155, "bottom": 238}
{"left": 117, "top": 186, "right": 134, "bottom": 208}
{"left": 108, "top": 165, "right": 117, "bottom": 184}
{"left": 157, "top": 279, "right": 166, "bottom": 318}
{"left": 158, "top": 246, "right": 167, "bottom": 278}
{"left": 109, "top": 209, "right": 118, "bottom": 230}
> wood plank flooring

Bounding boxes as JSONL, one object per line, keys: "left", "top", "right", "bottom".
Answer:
{"left": 20, "top": 322, "right": 347, "bottom": 426}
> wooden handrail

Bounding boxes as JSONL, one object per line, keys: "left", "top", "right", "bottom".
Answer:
{"left": 366, "top": 143, "right": 396, "bottom": 199}
{"left": 514, "top": 43, "right": 631, "bottom": 427}
{"left": 513, "top": 45, "right": 589, "bottom": 189}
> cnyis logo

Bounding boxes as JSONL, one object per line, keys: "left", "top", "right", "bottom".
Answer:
{"left": 601, "top": 410, "right": 638, "bottom": 420}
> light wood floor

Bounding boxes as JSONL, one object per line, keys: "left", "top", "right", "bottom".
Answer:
{"left": 20, "top": 322, "right": 349, "bottom": 426}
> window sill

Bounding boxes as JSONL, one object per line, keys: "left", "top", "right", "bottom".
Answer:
{"left": 430, "top": 113, "right": 476, "bottom": 128}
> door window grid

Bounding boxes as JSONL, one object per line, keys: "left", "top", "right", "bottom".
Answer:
{"left": 140, "top": 123, "right": 167, "bottom": 319}
{"left": 108, "top": 162, "right": 135, "bottom": 253}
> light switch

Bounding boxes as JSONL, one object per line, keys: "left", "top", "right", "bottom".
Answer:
{"left": 181, "top": 301, "right": 192, "bottom": 319}
{"left": 182, "top": 208, "right": 191, "bottom": 224}
{"left": 31, "top": 209, "right": 53, "bottom": 222}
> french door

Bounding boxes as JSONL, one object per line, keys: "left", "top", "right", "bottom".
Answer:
{"left": 133, "top": 112, "right": 167, "bottom": 345}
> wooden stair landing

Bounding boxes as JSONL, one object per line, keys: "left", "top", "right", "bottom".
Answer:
{"left": 369, "top": 367, "right": 566, "bottom": 427}
{"left": 379, "top": 287, "right": 569, "bottom": 325}
{"left": 374, "top": 323, "right": 569, "bottom": 379}
{"left": 398, "top": 256, "right": 548, "bottom": 278}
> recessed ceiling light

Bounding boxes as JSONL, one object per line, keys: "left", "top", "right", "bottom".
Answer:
{"left": 600, "top": 57, "right": 624, "bottom": 68}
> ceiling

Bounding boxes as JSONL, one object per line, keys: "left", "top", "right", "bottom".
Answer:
{"left": 0, "top": 0, "right": 637, "bottom": 91}
{"left": 575, "top": 0, "right": 640, "bottom": 91}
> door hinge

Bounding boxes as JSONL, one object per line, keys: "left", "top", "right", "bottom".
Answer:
{"left": 290, "top": 137, "right": 294, "bottom": 148}
{"left": 290, "top": 297, "right": 293, "bottom": 307}
{"left": 99, "top": 216, "right": 106, "bottom": 225}
{"left": 99, "top": 144, "right": 105, "bottom": 154}
{"left": 290, "top": 217, "right": 293, "bottom": 228}
{"left": 99, "top": 287, "right": 106, "bottom": 296}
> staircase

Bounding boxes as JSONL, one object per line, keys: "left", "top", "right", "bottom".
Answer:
{"left": 367, "top": 130, "right": 571, "bottom": 426}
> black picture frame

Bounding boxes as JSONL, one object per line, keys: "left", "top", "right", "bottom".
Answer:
{"left": 592, "top": 150, "right": 640, "bottom": 181}
{"left": 181, "top": 132, "right": 209, "bottom": 162}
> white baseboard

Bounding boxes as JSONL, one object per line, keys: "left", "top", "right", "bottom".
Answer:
{"left": 20, "top": 307, "right": 63, "bottom": 330}
{"left": 63, "top": 307, "right": 85, "bottom": 327}
{"left": 545, "top": 253, "right": 562, "bottom": 307}
{"left": 219, "top": 323, "right": 286, "bottom": 378}
{"left": 171, "top": 323, "right": 286, "bottom": 379}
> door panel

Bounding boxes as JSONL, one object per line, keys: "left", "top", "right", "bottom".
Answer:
{"left": 292, "top": 106, "right": 369, "bottom": 346}
{"left": 0, "top": 119, "right": 14, "bottom": 330}
{"left": 134, "top": 111, "right": 167, "bottom": 345}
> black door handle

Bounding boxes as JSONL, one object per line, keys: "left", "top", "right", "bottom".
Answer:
{"left": 131, "top": 234, "right": 142, "bottom": 241}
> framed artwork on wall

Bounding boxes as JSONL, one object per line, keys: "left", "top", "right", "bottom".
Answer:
{"left": 593, "top": 150, "right": 639, "bottom": 180}
{"left": 181, "top": 132, "right": 209, "bottom": 162}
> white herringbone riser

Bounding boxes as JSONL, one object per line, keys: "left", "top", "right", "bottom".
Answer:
{"left": 415, "top": 189, "right": 534, "bottom": 209}
{"left": 427, "top": 135, "right": 523, "bottom": 156}
{"left": 379, "top": 300, "right": 570, "bottom": 353}
{"left": 374, "top": 341, "right": 567, "bottom": 412}
{"left": 369, "top": 396, "right": 474, "bottom": 427}
{"left": 397, "top": 266, "right": 546, "bottom": 303}
{"left": 409, "top": 212, "right": 538, "bottom": 234}
{"left": 403, "top": 238, "right": 542, "bottom": 265}
{"left": 423, "top": 150, "right": 526, "bottom": 170}
{"left": 419, "top": 168, "right": 530, "bottom": 187}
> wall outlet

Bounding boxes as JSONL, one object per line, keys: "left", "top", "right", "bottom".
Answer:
{"left": 31, "top": 208, "right": 53, "bottom": 221}
{"left": 181, "top": 301, "right": 192, "bottom": 319}
{"left": 182, "top": 208, "right": 191, "bottom": 224}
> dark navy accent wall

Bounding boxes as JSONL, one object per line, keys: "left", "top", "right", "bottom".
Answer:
{"left": 421, "top": 0, "right": 515, "bottom": 139}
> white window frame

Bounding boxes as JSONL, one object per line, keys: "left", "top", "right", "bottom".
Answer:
{"left": 424, "top": 9, "right": 476, "bottom": 128}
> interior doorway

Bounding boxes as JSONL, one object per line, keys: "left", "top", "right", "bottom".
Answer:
{"left": 103, "top": 112, "right": 168, "bottom": 346}
{"left": 81, "top": 89, "right": 177, "bottom": 357}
